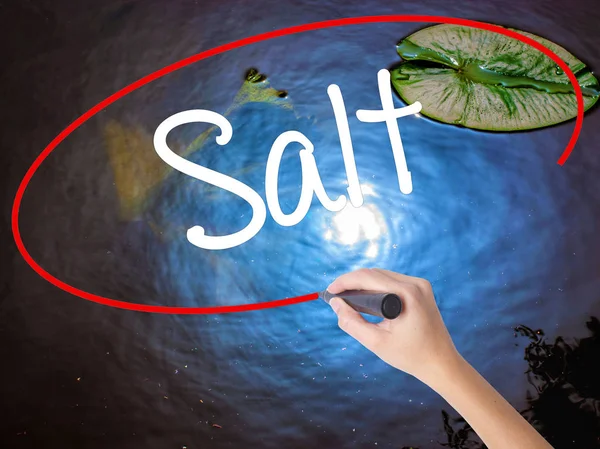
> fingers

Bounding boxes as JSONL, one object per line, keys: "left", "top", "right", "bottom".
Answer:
{"left": 330, "top": 297, "right": 384, "bottom": 351}
{"left": 327, "top": 268, "right": 399, "bottom": 294}
{"left": 372, "top": 268, "right": 432, "bottom": 292}
{"left": 328, "top": 268, "right": 430, "bottom": 310}
{"left": 371, "top": 268, "right": 419, "bottom": 284}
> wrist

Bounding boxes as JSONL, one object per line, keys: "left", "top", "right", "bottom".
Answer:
{"left": 416, "top": 349, "right": 470, "bottom": 391}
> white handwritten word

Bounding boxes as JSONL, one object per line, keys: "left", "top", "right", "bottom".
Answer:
{"left": 153, "top": 69, "right": 422, "bottom": 250}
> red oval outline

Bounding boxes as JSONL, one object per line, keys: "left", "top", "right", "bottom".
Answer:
{"left": 12, "top": 15, "right": 585, "bottom": 314}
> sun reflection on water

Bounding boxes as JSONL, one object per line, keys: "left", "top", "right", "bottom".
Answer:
{"left": 322, "top": 184, "right": 389, "bottom": 260}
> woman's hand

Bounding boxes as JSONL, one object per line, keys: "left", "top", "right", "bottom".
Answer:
{"left": 328, "top": 268, "right": 554, "bottom": 449}
{"left": 327, "top": 268, "right": 459, "bottom": 383}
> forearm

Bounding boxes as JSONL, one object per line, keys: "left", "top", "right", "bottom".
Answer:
{"left": 421, "top": 354, "right": 553, "bottom": 449}
{"left": 326, "top": 268, "right": 554, "bottom": 447}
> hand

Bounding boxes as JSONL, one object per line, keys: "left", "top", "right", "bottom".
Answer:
{"left": 328, "top": 268, "right": 555, "bottom": 449}
{"left": 327, "top": 268, "right": 460, "bottom": 383}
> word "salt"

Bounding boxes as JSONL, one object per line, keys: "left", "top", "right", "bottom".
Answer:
{"left": 153, "top": 69, "right": 422, "bottom": 250}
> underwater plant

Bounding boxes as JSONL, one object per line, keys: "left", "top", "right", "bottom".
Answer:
{"left": 390, "top": 24, "right": 599, "bottom": 131}
{"left": 104, "top": 68, "right": 292, "bottom": 223}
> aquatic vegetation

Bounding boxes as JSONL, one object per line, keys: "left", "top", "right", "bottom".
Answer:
{"left": 185, "top": 68, "right": 293, "bottom": 155}
{"left": 390, "top": 24, "right": 599, "bottom": 131}
{"left": 515, "top": 317, "right": 600, "bottom": 448}
{"left": 104, "top": 121, "right": 176, "bottom": 221}
{"left": 104, "top": 68, "right": 293, "bottom": 222}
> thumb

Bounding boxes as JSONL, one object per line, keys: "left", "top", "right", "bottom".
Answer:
{"left": 330, "top": 297, "right": 383, "bottom": 351}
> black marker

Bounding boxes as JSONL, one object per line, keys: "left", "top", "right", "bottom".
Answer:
{"left": 320, "top": 290, "right": 402, "bottom": 319}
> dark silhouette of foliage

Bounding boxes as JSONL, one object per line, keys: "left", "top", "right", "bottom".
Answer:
{"left": 432, "top": 316, "right": 600, "bottom": 448}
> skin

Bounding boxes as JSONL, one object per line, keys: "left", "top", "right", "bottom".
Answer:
{"left": 327, "top": 268, "right": 554, "bottom": 449}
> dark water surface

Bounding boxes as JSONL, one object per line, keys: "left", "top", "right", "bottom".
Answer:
{"left": 2, "top": 0, "right": 600, "bottom": 448}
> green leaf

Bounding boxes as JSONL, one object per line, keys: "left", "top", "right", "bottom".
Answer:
{"left": 390, "top": 24, "right": 599, "bottom": 131}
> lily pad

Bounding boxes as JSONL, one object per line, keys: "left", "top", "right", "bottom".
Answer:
{"left": 390, "top": 24, "right": 599, "bottom": 131}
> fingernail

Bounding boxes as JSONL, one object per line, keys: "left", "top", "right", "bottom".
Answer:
{"left": 330, "top": 297, "right": 342, "bottom": 313}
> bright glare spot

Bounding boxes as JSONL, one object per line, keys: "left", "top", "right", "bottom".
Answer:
{"left": 322, "top": 185, "right": 390, "bottom": 260}
{"left": 330, "top": 204, "right": 383, "bottom": 246}
{"left": 365, "top": 243, "right": 379, "bottom": 258}
{"left": 360, "top": 183, "right": 377, "bottom": 197}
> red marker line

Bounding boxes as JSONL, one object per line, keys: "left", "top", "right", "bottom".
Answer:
{"left": 12, "top": 15, "right": 585, "bottom": 314}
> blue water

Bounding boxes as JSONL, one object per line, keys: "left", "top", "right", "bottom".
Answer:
{"left": 3, "top": 0, "right": 600, "bottom": 448}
